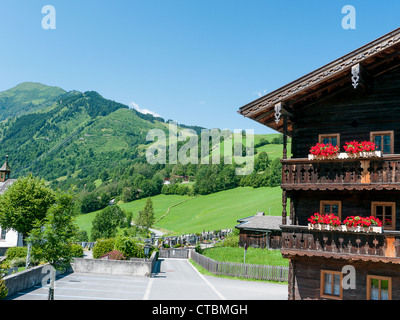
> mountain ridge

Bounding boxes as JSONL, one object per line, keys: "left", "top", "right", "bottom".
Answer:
{"left": 0, "top": 82, "right": 208, "bottom": 189}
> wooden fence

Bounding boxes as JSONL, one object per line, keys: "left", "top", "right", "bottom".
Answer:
{"left": 190, "top": 251, "right": 288, "bottom": 282}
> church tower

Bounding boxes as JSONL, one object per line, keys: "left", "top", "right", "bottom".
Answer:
{"left": 0, "top": 155, "right": 11, "bottom": 182}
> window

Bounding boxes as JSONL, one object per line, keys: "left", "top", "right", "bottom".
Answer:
{"left": 319, "top": 134, "right": 340, "bottom": 147}
{"left": 367, "top": 275, "right": 392, "bottom": 300}
{"left": 0, "top": 228, "right": 6, "bottom": 241}
{"left": 320, "top": 201, "right": 342, "bottom": 219}
{"left": 371, "top": 202, "right": 396, "bottom": 230}
{"left": 371, "top": 131, "right": 394, "bottom": 154}
{"left": 320, "top": 270, "right": 343, "bottom": 299}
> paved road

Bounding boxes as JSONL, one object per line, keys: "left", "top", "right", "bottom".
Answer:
{"left": 147, "top": 258, "right": 287, "bottom": 300}
{"left": 7, "top": 258, "right": 287, "bottom": 300}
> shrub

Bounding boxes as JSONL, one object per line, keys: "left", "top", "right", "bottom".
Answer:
{"left": 70, "top": 244, "right": 84, "bottom": 258}
{"left": 218, "top": 229, "right": 239, "bottom": 248}
{"left": 5, "top": 247, "right": 27, "bottom": 261}
{"left": 9, "top": 257, "right": 26, "bottom": 268}
{"left": 76, "top": 230, "right": 89, "bottom": 242}
{"left": 92, "top": 238, "right": 115, "bottom": 259}
{"left": 195, "top": 244, "right": 203, "bottom": 254}
{"left": 0, "top": 279, "right": 8, "bottom": 300}
{"left": 114, "top": 236, "right": 144, "bottom": 259}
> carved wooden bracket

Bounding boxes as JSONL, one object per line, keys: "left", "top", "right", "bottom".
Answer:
{"left": 274, "top": 103, "right": 282, "bottom": 124}
{"left": 351, "top": 63, "right": 374, "bottom": 92}
{"left": 351, "top": 64, "right": 361, "bottom": 89}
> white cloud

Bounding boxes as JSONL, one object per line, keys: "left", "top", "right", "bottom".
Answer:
{"left": 129, "top": 101, "right": 161, "bottom": 118}
{"left": 253, "top": 89, "right": 267, "bottom": 97}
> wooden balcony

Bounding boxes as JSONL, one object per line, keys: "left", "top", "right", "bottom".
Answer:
{"left": 281, "top": 155, "right": 400, "bottom": 191}
{"left": 281, "top": 225, "right": 400, "bottom": 264}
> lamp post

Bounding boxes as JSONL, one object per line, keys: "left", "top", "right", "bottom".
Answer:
{"left": 144, "top": 244, "right": 151, "bottom": 260}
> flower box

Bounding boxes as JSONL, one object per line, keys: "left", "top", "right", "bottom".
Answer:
{"left": 308, "top": 151, "right": 381, "bottom": 161}
{"left": 308, "top": 213, "right": 341, "bottom": 230}
{"left": 370, "top": 226, "right": 383, "bottom": 234}
{"left": 308, "top": 215, "right": 384, "bottom": 233}
{"left": 309, "top": 143, "right": 340, "bottom": 159}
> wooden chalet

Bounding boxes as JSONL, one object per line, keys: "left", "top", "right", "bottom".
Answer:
{"left": 236, "top": 212, "right": 289, "bottom": 249}
{"left": 238, "top": 28, "right": 400, "bottom": 300}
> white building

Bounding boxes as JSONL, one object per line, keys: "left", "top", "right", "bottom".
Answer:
{"left": 0, "top": 156, "right": 22, "bottom": 248}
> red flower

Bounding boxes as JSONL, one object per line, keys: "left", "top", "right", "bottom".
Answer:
{"left": 344, "top": 141, "right": 376, "bottom": 154}
{"left": 310, "top": 143, "right": 340, "bottom": 157}
{"left": 308, "top": 212, "right": 340, "bottom": 226}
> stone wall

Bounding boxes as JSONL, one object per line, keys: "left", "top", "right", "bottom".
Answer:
{"left": 3, "top": 252, "right": 158, "bottom": 298}
{"left": 3, "top": 264, "right": 64, "bottom": 297}
{"left": 70, "top": 251, "right": 158, "bottom": 277}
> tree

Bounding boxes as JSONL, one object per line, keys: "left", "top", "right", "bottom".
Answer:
{"left": 254, "top": 152, "right": 270, "bottom": 172}
{"left": 27, "top": 190, "right": 78, "bottom": 300}
{"left": 0, "top": 174, "right": 55, "bottom": 240}
{"left": 28, "top": 190, "right": 78, "bottom": 268}
{"left": 136, "top": 198, "right": 155, "bottom": 235}
{"left": 79, "top": 192, "right": 101, "bottom": 214}
{"left": 90, "top": 205, "right": 127, "bottom": 241}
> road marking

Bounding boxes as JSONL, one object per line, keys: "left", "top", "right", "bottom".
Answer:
{"left": 15, "top": 292, "right": 127, "bottom": 300}
{"left": 186, "top": 260, "right": 226, "bottom": 300}
{"left": 142, "top": 277, "right": 154, "bottom": 300}
{"left": 35, "top": 285, "right": 144, "bottom": 295}
{"left": 55, "top": 280, "right": 148, "bottom": 288}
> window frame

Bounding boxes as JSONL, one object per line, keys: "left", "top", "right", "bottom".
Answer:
{"left": 320, "top": 270, "right": 343, "bottom": 300}
{"left": 319, "top": 133, "right": 340, "bottom": 147}
{"left": 371, "top": 201, "right": 396, "bottom": 230}
{"left": 0, "top": 228, "right": 6, "bottom": 241}
{"left": 367, "top": 275, "right": 392, "bottom": 300}
{"left": 370, "top": 131, "right": 394, "bottom": 154}
{"left": 320, "top": 200, "right": 342, "bottom": 219}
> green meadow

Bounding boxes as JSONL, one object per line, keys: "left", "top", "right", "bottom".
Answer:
{"left": 75, "top": 186, "right": 282, "bottom": 238}
{"left": 201, "top": 247, "right": 289, "bottom": 266}
{"left": 154, "top": 186, "right": 282, "bottom": 234}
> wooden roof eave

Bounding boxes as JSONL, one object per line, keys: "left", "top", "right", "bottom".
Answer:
{"left": 238, "top": 27, "right": 400, "bottom": 133}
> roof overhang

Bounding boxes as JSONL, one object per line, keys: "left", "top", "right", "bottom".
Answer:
{"left": 238, "top": 28, "right": 400, "bottom": 135}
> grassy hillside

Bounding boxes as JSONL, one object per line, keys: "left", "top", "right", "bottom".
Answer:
{"left": 204, "top": 132, "right": 291, "bottom": 162}
{"left": 0, "top": 82, "right": 65, "bottom": 121}
{"left": 155, "top": 186, "right": 282, "bottom": 234}
{"left": 75, "top": 186, "right": 282, "bottom": 238}
{"left": 76, "top": 194, "right": 192, "bottom": 238}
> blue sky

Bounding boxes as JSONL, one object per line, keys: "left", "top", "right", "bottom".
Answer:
{"left": 0, "top": 1, "right": 399, "bottom": 133}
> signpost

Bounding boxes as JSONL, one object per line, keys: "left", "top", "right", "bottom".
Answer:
{"left": 244, "top": 243, "right": 248, "bottom": 264}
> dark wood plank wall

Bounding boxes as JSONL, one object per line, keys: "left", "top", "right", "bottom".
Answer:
{"left": 291, "top": 65, "right": 400, "bottom": 159}
{"left": 292, "top": 190, "right": 400, "bottom": 227}
{"left": 238, "top": 230, "right": 282, "bottom": 249}
{"left": 293, "top": 256, "right": 400, "bottom": 300}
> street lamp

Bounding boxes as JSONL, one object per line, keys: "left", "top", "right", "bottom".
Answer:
{"left": 144, "top": 244, "right": 151, "bottom": 259}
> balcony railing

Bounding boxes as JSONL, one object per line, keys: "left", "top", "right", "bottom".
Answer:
{"left": 281, "top": 155, "right": 400, "bottom": 190}
{"left": 281, "top": 225, "right": 400, "bottom": 262}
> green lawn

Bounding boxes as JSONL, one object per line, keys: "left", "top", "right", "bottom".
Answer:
{"left": 201, "top": 247, "right": 288, "bottom": 266}
{"left": 119, "top": 194, "right": 192, "bottom": 222}
{"left": 75, "top": 194, "right": 191, "bottom": 238}
{"left": 154, "top": 186, "right": 282, "bottom": 235}
{"left": 75, "top": 186, "right": 283, "bottom": 238}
